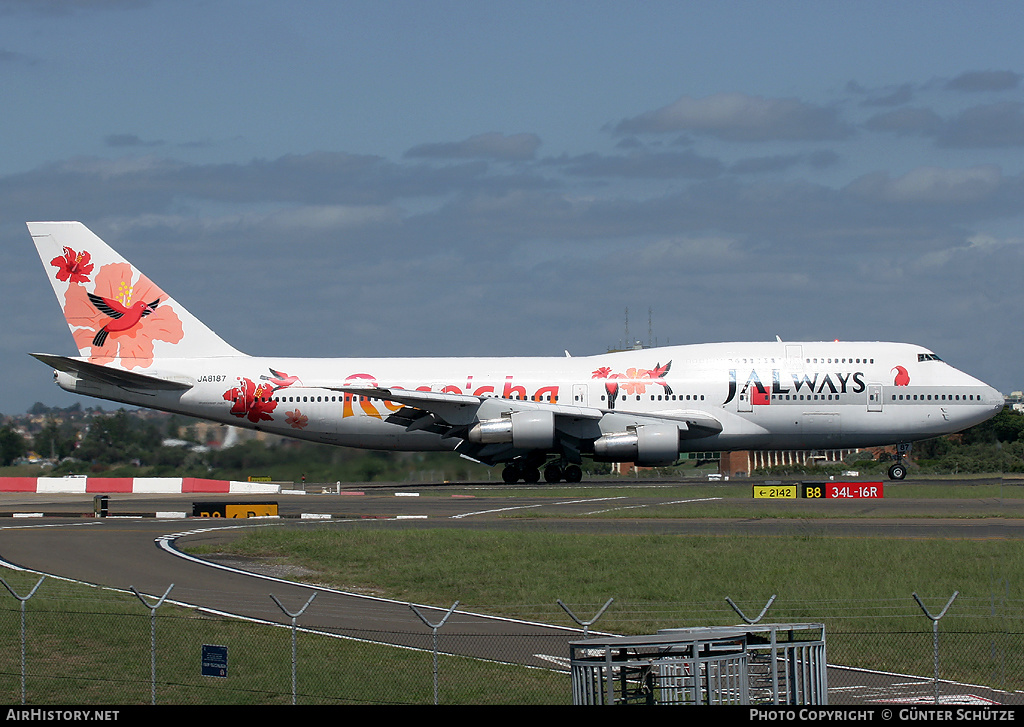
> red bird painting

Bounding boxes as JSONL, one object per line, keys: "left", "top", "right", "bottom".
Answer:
{"left": 87, "top": 292, "right": 161, "bottom": 347}
{"left": 260, "top": 368, "right": 300, "bottom": 392}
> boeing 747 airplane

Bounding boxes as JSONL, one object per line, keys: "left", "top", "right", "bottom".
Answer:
{"left": 28, "top": 222, "right": 1004, "bottom": 483}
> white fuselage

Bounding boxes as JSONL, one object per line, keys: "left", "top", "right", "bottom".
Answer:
{"left": 53, "top": 340, "right": 1004, "bottom": 456}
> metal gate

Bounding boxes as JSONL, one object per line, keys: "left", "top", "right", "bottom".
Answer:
{"left": 570, "top": 623, "right": 827, "bottom": 705}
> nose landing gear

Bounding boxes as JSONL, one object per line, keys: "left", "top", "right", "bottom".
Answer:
{"left": 888, "top": 442, "right": 911, "bottom": 480}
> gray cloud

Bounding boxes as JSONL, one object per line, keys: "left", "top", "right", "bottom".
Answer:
{"left": 405, "top": 132, "right": 542, "bottom": 161}
{"left": 615, "top": 93, "right": 854, "bottom": 142}
{"left": 730, "top": 151, "right": 839, "bottom": 175}
{"left": 937, "top": 102, "right": 1024, "bottom": 148}
{"left": 729, "top": 155, "right": 803, "bottom": 175}
{"left": 864, "top": 107, "right": 945, "bottom": 137}
{"left": 554, "top": 150, "right": 723, "bottom": 179}
{"left": 0, "top": 48, "right": 37, "bottom": 65}
{"left": 0, "top": 0, "right": 150, "bottom": 16}
{"left": 864, "top": 102, "right": 1024, "bottom": 148}
{"left": 6, "top": 135, "right": 1022, "bottom": 255}
{"left": 0, "top": 151, "right": 557, "bottom": 224}
{"left": 104, "top": 133, "right": 163, "bottom": 148}
{"left": 860, "top": 83, "right": 915, "bottom": 108}
{"left": 946, "top": 70, "right": 1022, "bottom": 93}
{"left": 8, "top": 148, "right": 1021, "bottom": 260}
{"left": 845, "top": 165, "right": 1006, "bottom": 206}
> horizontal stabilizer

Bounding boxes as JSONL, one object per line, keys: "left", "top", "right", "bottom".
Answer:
{"left": 30, "top": 353, "right": 193, "bottom": 391}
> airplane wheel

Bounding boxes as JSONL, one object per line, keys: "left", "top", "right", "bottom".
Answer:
{"left": 522, "top": 467, "right": 541, "bottom": 484}
{"left": 888, "top": 463, "right": 907, "bottom": 480}
{"left": 543, "top": 464, "right": 562, "bottom": 483}
{"left": 502, "top": 465, "right": 521, "bottom": 484}
{"left": 563, "top": 465, "right": 583, "bottom": 483}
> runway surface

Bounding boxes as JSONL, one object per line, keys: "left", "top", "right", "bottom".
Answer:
{"left": 0, "top": 478, "right": 1021, "bottom": 702}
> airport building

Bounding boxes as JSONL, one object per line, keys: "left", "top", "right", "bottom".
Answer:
{"left": 720, "top": 449, "right": 859, "bottom": 478}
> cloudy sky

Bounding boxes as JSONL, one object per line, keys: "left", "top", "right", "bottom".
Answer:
{"left": 2, "top": 0, "right": 1023, "bottom": 414}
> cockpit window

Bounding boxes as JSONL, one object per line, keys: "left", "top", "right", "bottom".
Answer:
{"left": 918, "top": 353, "right": 942, "bottom": 362}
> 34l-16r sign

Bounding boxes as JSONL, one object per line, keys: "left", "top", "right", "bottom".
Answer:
{"left": 801, "top": 482, "right": 884, "bottom": 499}
{"left": 753, "top": 482, "right": 885, "bottom": 499}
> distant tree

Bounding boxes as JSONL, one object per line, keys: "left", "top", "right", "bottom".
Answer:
{"left": 915, "top": 436, "right": 954, "bottom": 460}
{"left": 76, "top": 409, "right": 162, "bottom": 464}
{"left": 0, "top": 426, "right": 26, "bottom": 466}
{"left": 961, "top": 407, "right": 1024, "bottom": 445}
{"left": 33, "top": 419, "right": 77, "bottom": 460}
{"left": 992, "top": 408, "right": 1024, "bottom": 442}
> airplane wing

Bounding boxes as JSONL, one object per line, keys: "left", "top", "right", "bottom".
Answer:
{"left": 30, "top": 353, "right": 193, "bottom": 391}
{"left": 331, "top": 385, "right": 604, "bottom": 423}
{"left": 330, "top": 384, "right": 722, "bottom": 465}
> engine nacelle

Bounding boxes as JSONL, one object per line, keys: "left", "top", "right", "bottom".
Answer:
{"left": 467, "top": 410, "right": 555, "bottom": 450}
{"left": 593, "top": 424, "right": 680, "bottom": 466}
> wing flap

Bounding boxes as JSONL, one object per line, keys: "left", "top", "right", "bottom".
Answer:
{"left": 606, "top": 407, "right": 724, "bottom": 437}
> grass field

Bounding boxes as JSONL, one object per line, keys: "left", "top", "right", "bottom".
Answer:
{"left": 188, "top": 524, "right": 1022, "bottom": 631}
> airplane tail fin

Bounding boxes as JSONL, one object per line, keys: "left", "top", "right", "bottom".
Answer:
{"left": 28, "top": 221, "right": 243, "bottom": 368}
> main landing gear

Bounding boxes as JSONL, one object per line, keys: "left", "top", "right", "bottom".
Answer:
{"left": 501, "top": 460, "right": 583, "bottom": 484}
{"left": 888, "top": 442, "right": 911, "bottom": 480}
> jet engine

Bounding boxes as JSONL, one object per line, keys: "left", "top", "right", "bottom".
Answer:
{"left": 593, "top": 423, "right": 680, "bottom": 466}
{"left": 467, "top": 410, "right": 556, "bottom": 450}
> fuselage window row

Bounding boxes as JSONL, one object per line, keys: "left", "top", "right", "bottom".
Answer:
{"left": 258, "top": 391, "right": 982, "bottom": 406}
{"left": 891, "top": 394, "right": 977, "bottom": 401}
{"left": 260, "top": 393, "right": 981, "bottom": 404}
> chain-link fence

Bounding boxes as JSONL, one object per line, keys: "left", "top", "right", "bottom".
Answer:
{"left": 1, "top": 576, "right": 1022, "bottom": 705}
{"left": 826, "top": 629, "right": 1023, "bottom": 704}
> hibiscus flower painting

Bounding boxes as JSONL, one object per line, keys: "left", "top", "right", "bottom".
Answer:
{"left": 591, "top": 361, "right": 673, "bottom": 408}
{"left": 60, "top": 262, "right": 184, "bottom": 369}
{"left": 50, "top": 246, "right": 94, "bottom": 284}
{"left": 223, "top": 377, "right": 278, "bottom": 423}
{"left": 286, "top": 409, "right": 309, "bottom": 430}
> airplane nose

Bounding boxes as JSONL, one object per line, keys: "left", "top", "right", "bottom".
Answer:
{"left": 986, "top": 386, "right": 1004, "bottom": 410}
